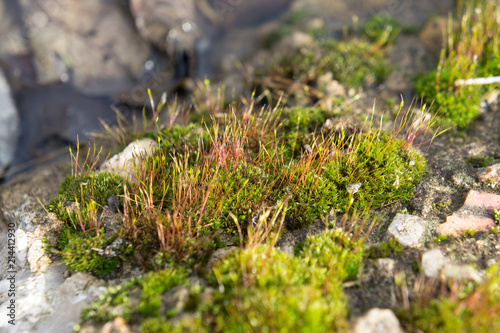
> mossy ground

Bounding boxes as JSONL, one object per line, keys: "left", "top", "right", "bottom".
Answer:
{"left": 81, "top": 228, "right": 363, "bottom": 332}
{"left": 413, "top": 0, "right": 500, "bottom": 129}
{"left": 42, "top": 3, "right": 500, "bottom": 331}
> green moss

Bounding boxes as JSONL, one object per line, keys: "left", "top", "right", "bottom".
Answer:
{"left": 466, "top": 154, "right": 496, "bottom": 168}
{"left": 361, "top": 14, "right": 401, "bottom": 44}
{"left": 274, "top": 39, "right": 391, "bottom": 90}
{"left": 137, "top": 268, "right": 189, "bottom": 317}
{"left": 462, "top": 229, "right": 476, "bottom": 238}
{"left": 82, "top": 228, "right": 363, "bottom": 332}
{"left": 81, "top": 266, "right": 188, "bottom": 324}
{"left": 297, "top": 228, "right": 364, "bottom": 281}
{"left": 47, "top": 172, "right": 125, "bottom": 227}
{"left": 413, "top": 0, "right": 500, "bottom": 129}
{"left": 414, "top": 70, "right": 481, "bottom": 129}
{"left": 60, "top": 229, "right": 130, "bottom": 276}
{"left": 364, "top": 239, "right": 404, "bottom": 259}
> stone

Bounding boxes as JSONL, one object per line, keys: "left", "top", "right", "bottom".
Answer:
{"left": 130, "top": 0, "right": 202, "bottom": 53}
{"left": 0, "top": 68, "right": 19, "bottom": 175}
{"left": 18, "top": 0, "right": 151, "bottom": 96}
{"left": 442, "top": 263, "right": 483, "bottom": 283}
{"left": 421, "top": 249, "right": 482, "bottom": 282}
{"left": 419, "top": 17, "right": 448, "bottom": 54}
{"left": 384, "top": 71, "right": 411, "bottom": 93}
{"left": 99, "top": 138, "right": 158, "bottom": 182}
{"left": 101, "top": 317, "right": 132, "bottom": 333}
{"left": 421, "top": 249, "right": 446, "bottom": 278}
{"left": 277, "top": 31, "right": 315, "bottom": 52}
{"left": 353, "top": 308, "right": 403, "bottom": 333}
{"left": 15, "top": 228, "right": 28, "bottom": 268}
{"left": 477, "top": 163, "right": 500, "bottom": 187}
{"left": 437, "top": 190, "right": 500, "bottom": 236}
{"left": 375, "top": 258, "right": 396, "bottom": 278}
{"left": 206, "top": 246, "right": 239, "bottom": 272}
{"left": 386, "top": 213, "right": 428, "bottom": 247}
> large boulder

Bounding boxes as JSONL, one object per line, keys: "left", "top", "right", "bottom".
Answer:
{"left": 18, "top": 0, "right": 152, "bottom": 96}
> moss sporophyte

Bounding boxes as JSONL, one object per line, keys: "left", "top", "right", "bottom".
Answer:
{"left": 44, "top": 89, "right": 443, "bottom": 280}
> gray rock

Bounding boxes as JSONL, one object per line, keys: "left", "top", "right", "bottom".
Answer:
{"left": 422, "top": 249, "right": 483, "bottom": 282}
{"left": 442, "top": 263, "right": 483, "bottom": 283}
{"left": 0, "top": 68, "right": 19, "bottom": 175}
{"left": 206, "top": 246, "right": 239, "bottom": 272}
{"left": 386, "top": 213, "right": 428, "bottom": 247}
{"left": 421, "top": 248, "right": 446, "bottom": 278}
{"left": 0, "top": 160, "right": 110, "bottom": 333}
{"left": 353, "top": 308, "right": 403, "bottom": 333}
{"left": 375, "top": 258, "right": 396, "bottom": 278}
{"left": 18, "top": 0, "right": 151, "bottom": 96}
{"left": 99, "top": 138, "right": 158, "bottom": 182}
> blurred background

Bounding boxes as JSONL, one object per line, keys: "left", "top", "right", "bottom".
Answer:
{"left": 0, "top": 0, "right": 454, "bottom": 181}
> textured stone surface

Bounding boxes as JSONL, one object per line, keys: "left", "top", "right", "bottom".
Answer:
{"left": 99, "top": 138, "right": 158, "bottom": 182}
{"left": 18, "top": 0, "right": 151, "bottom": 95}
{"left": 353, "top": 308, "right": 403, "bottom": 333}
{"left": 421, "top": 249, "right": 446, "bottom": 278}
{"left": 437, "top": 190, "right": 500, "bottom": 236}
{"left": 386, "top": 213, "right": 428, "bottom": 247}
{"left": 477, "top": 163, "right": 500, "bottom": 187}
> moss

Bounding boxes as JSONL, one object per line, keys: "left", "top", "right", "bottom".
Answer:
{"left": 413, "top": 0, "right": 500, "bottom": 129}
{"left": 137, "top": 268, "right": 189, "bottom": 317}
{"left": 361, "top": 14, "right": 401, "bottom": 44}
{"left": 414, "top": 69, "right": 481, "bottom": 129}
{"left": 82, "top": 229, "right": 363, "bottom": 332}
{"left": 81, "top": 266, "right": 188, "bottom": 324}
{"left": 364, "top": 239, "right": 404, "bottom": 259}
{"left": 60, "top": 229, "right": 130, "bottom": 276}
{"left": 462, "top": 229, "right": 476, "bottom": 238}
{"left": 466, "top": 154, "right": 497, "bottom": 168}
{"left": 47, "top": 172, "right": 125, "bottom": 227}
{"left": 297, "top": 228, "right": 364, "bottom": 281}
{"left": 274, "top": 39, "right": 391, "bottom": 90}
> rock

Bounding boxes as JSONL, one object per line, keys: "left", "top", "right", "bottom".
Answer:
{"left": 15, "top": 229, "right": 28, "bottom": 268}
{"left": 130, "top": 0, "right": 203, "bottom": 53}
{"left": 421, "top": 249, "right": 446, "bottom": 278}
{"left": 0, "top": 0, "right": 36, "bottom": 87}
{"left": 386, "top": 213, "right": 428, "bottom": 247}
{"left": 206, "top": 246, "right": 239, "bottom": 272}
{"left": 100, "top": 317, "right": 132, "bottom": 333}
{"left": 442, "top": 263, "right": 483, "bottom": 283}
{"left": 477, "top": 163, "right": 500, "bottom": 187}
{"left": 346, "top": 183, "right": 362, "bottom": 195}
{"left": 99, "top": 138, "right": 158, "bottom": 182}
{"left": 18, "top": 0, "right": 151, "bottom": 96}
{"left": 375, "top": 258, "right": 396, "bottom": 278}
{"left": 482, "top": 89, "right": 500, "bottom": 111}
{"left": 419, "top": 17, "right": 447, "bottom": 54}
{"left": 0, "top": 68, "right": 19, "bottom": 175}
{"left": 353, "top": 308, "right": 403, "bottom": 333}
{"left": 421, "top": 248, "right": 482, "bottom": 282}
{"left": 437, "top": 190, "right": 500, "bottom": 236}
{"left": 384, "top": 70, "right": 411, "bottom": 93}
{"left": 277, "top": 31, "right": 315, "bottom": 52}
{"left": 0, "top": 160, "right": 112, "bottom": 333}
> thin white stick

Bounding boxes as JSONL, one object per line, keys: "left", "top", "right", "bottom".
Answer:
{"left": 455, "top": 76, "right": 500, "bottom": 86}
